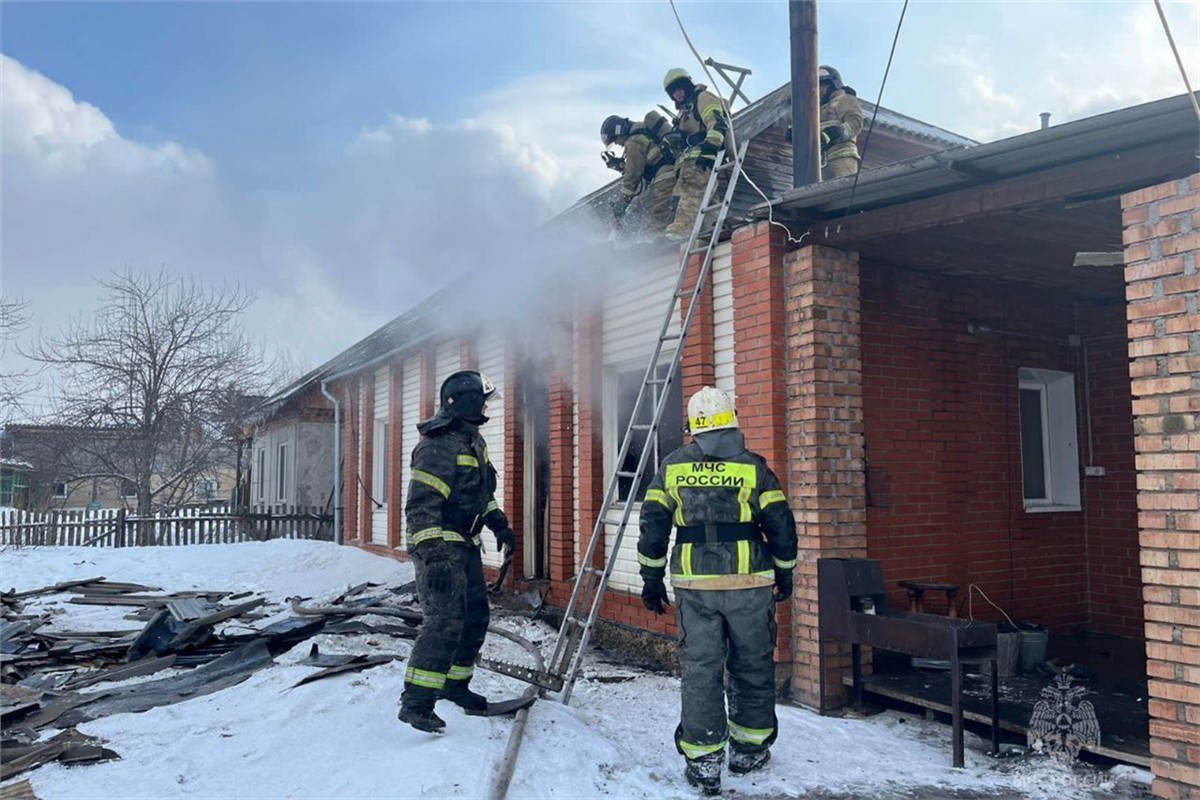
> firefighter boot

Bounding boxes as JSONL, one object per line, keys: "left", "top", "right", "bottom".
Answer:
{"left": 729, "top": 747, "right": 771, "bottom": 776}
{"left": 684, "top": 752, "right": 723, "bottom": 796}
{"left": 398, "top": 703, "right": 446, "bottom": 733}
{"left": 442, "top": 680, "right": 489, "bottom": 715}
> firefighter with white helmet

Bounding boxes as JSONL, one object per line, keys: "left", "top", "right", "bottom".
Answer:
{"left": 637, "top": 386, "right": 798, "bottom": 794}
{"left": 818, "top": 65, "right": 865, "bottom": 179}
{"left": 398, "top": 370, "right": 517, "bottom": 733}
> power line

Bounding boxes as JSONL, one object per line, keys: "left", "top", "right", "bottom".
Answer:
{"left": 1152, "top": 0, "right": 1200, "bottom": 122}
{"left": 843, "top": 0, "right": 910, "bottom": 225}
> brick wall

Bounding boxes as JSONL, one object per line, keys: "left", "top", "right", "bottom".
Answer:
{"left": 784, "top": 243, "right": 867, "bottom": 710}
{"left": 388, "top": 363, "right": 403, "bottom": 550}
{"left": 680, "top": 250, "right": 716, "bottom": 397}
{"left": 548, "top": 367, "right": 576, "bottom": 584}
{"left": 504, "top": 342, "right": 525, "bottom": 584}
{"left": 1122, "top": 173, "right": 1200, "bottom": 800}
{"left": 859, "top": 264, "right": 1138, "bottom": 635}
{"left": 342, "top": 378, "right": 359, "bottom": 543}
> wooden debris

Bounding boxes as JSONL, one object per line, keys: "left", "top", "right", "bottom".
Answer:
{"left": 0, "top": 778, "right": 41, "bottom": 800}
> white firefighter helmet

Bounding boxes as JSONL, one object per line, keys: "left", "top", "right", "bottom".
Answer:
{"left": 687, "top": 386, "right": 738, "bottom": 433}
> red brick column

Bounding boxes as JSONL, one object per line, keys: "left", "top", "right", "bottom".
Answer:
{"left": 359, "top": 373, "right": 375, "bottom": 547}
{"left": 731, "top": 222, "right": 794, "bottom": 684}
{"left": 784, "top": 244, "right": 867, "bottom": 711}
{"left": 680, "top": 250, "right": 715, "bottom": 398}
{"left": 1122, "top": 173, "right": 1200, "bottom": 800}
{"left": 576, "top": 309, "right": 606, "bottom": 582}
{"left": 342, "top": 378, "right": 359, "bottom": 544}
{"left": 549, "top": 361, "right": 576, "bottom": 584}
{"left": 388, "top": 362, "right": 403, "bottom": 550}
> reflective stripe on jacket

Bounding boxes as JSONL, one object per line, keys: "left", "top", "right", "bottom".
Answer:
{"left": 637, "top": 443, "right": 797, "bottom": 590}
{"left": 821, "top": 88, "right": 865, "bottom": 162}
{"left": 405, "top": 411, "right": 509, "bottom": 553}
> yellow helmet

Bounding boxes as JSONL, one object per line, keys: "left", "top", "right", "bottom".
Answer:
{"left": 663, "top": 68, "right": 694, "bottom": 97}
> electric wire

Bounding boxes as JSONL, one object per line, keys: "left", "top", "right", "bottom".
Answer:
{"left": 842, "top": 0, "right": 910, "bottom": 226}
{"left": 1152, "top": 0, "right": 1200, "bottom": 122}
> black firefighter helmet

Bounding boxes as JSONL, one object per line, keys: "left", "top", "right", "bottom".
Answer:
{"left": 601, "top": 115, "right": 633, "bottom": 146}
{"left": 440, "top": 370, "right": 498, "bottom": 424}
{"left": 818, "top": 65, "right": 844, "bottom": 92}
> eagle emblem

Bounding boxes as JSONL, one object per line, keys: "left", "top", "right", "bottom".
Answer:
{"left": 1027, "top": 669, "right": 1100, "bottom": 761}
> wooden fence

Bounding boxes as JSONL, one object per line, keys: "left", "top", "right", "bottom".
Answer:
{"left": 0, "top": 505, "right": 334, "bottom": 548}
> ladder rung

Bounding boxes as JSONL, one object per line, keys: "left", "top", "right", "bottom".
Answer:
{"left": 688, "top": 244, "right": 712, "bottom": 256}
{"left": 582, "top": 565, "right": 605, "bottom": 576}
{"left": 717, "top": 158, "right": 739, "bottom": 171}
{"left": 660, "top": 333, "right": 682, "bottom": 342}
{"left": 601, "top": 516, "right": 629, "bottom": 528}
{"left": 647, "top": 378, "right": 667, "bottom": 385}
{"left": 702, "top": 201, "right": 726, "bottom": 214}
{"left": 630, "top": 423, "right": 653, "bottom": 431}
{"left": 615, "top": 470, "right": 639, "bottom": 479}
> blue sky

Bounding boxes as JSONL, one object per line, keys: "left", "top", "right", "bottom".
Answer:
{"left": 2, "top": 1, "right": 1198, "bottom": 413}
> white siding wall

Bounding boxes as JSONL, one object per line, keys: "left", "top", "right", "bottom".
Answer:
{"left": 712, "top": 242, "right": 735, "bottom": 394}
{"left": 478, "top": 337, "right": 506, "bottom": 568}
{"left": 399, "top": 356, "right": 422, "bottom": 549}
{"left": 434, "top": 340, "right": 461, "bottom": 404}
{"left": 601, "top": 249, "right": 681, "bottom": 593}
{"left": 371, "top": 366, "right": 389, "bottom": 546}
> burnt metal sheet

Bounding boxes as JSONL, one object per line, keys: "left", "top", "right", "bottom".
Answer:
{"left": 166, "top": 598, "right": 218, "bottom": 621}
{"left": 289, "top": 654, "right": 395, "bottom": 688}
{"left": 64, "top": 654, "right": 178, "bottom": 690}
{"left": 57, "top": 639, "right": 274, "bottom": 727}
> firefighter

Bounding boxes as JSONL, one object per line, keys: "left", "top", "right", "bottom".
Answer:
{"left": 638, "top": 387, "right": 797, "bottom": 795}
{"left": 601, "top": 110, "right": 676, "bottom": 235}
{"left": 661, "top": 68, "right": 732, "bottom": 241}
{"left": 819, "top": 65, "right": 865, "bottom": 180}
{"left": 398, "top": 370, "right": 517, "bottom": 733}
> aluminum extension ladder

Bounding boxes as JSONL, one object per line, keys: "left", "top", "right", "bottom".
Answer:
{"left": 480, "top": 141, "right": 750, "bottom": 702}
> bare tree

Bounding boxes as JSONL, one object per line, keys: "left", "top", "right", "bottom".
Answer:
{"left": 29, "top": 270, "right": 271, "bottom": 515}
{"left": 1, "top": 298, "right": 32, "bottom": 420}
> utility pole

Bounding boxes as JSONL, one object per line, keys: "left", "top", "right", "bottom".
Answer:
{"left": 789, "top": 0, "right": 820, "bottom": 187}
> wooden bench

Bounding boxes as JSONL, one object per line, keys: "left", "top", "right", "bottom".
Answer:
{"left": 818, "top": 558, "right": 1000, "bottom": 768}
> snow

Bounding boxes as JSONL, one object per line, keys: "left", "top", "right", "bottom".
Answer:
{"left": 1, "top": 542, "right": 1151, "bottom": 799}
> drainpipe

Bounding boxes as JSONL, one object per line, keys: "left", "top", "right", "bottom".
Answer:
{"left": 320, "top": 380, "right": 343, "bottom": 545}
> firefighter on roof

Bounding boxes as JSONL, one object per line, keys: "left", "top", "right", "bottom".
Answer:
{"left": 601, "top": 110, "right": 677, "bottom": 235}
{"left": 819, "top": 65, "right": 865, "bottom": 180}
{"left": 398, "top": 370, "right": 517, "bottom": 733}
{"left": 638, "top": 387, "right": 798, "bottom": 795}
{"left": 661, "top": 68, "right": 733, "bottom": 241}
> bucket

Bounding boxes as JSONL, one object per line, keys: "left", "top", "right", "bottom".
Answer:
{"left": 980, "top": 624, "right": 1020, "bottom": 678}
{"left": 1017, "top": 625, "right": 1048, "bottom": 673}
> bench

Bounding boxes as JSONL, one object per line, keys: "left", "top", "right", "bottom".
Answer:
{"left": 818, "top": 558, "right": 1000, "bottom": 768}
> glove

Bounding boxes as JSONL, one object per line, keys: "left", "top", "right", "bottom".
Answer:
{"left": 641, "top": 577, "right": 671, "bottom": 615}
{"left": 820, "top": 124, "right": 844, "bottom": 150}
{"left": 773, "top": 568, "right": 793, "bottom": 604}
{"left": 696, "top": 140, "right": 720, "bottom": 172}
{"left": 494, "top": 527, "right": 516, "bottom": 556}
{"left": 418, "top": 539, "right": 454, "bottom": 596}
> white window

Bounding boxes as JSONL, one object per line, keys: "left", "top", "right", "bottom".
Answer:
{"left": 1018, "top": 368, "right": 1080, "bottom": 512}
{"left": 120, "top": 479, "right": 138, "bottom": 499}
{"left": 607, "top": 360, "right": 684, "bottom": 502}
{"left": 373, "top": 420, "right": 389, "bottom": 505}
{"left": 194, "top": 478, "right": 217, "bottom": 500}
{"left": 276, "top": 443, "right": 289, "bottom": 503}
{"left": 52, "top": 482, "right": 67, "bottom": 499}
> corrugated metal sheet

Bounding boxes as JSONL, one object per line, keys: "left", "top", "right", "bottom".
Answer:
{"left": 764, "top": 92, "right": 1200, "bottom": 218}
{"left": 399, "top": 356, "right": 422, "bottom": 548}
{"left": 478, "top": 336, "right": 506, "bottom": 569}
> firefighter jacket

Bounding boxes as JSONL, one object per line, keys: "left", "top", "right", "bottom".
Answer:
{"left": 672, "top": 84, "right": 733, "bottom": 159}
{"left": 619, "top": 111, "right": 672, "bottom": 199}
{"left": 820, "top": 87, "right": 865, "bottom": 162}
{"left": 637, "top": 441, "right": 797, "bottom": 590}
{"left": 405, "top": 410, "right": 509, "bottom": 553}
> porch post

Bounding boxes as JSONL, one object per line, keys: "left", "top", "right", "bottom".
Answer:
{"left": 1122, "top": 173, "right": 1200, "bottom": 800}
{"left": 784, "top": 243, "right": 867, "bottom": 711}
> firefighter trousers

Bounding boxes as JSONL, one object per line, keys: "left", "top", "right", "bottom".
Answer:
{"left": 675, "top": 585, "right": 778, "bottom": 760}
{"left": 400, "top": 545, "right": 490, "bottom": 710}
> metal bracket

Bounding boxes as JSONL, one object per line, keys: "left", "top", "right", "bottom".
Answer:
{"left": 704, "top": 58, "right": 752, "bottom": 108}
{"left": 477, "top": 656, "right": 564, "bottom": 692}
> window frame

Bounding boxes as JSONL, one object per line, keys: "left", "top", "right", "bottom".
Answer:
{"left": 604, "top": 357, "right": 684, "bottom": 505}
{"left": 276, "top": 442, "right": 289, "bottom": 503}
{"left": 51, "top": 481, "right": 68, "bottom": 499}
{"left": 1017, "top": 367, "right": 1081, "bottom": 513}
{"left": 255, "top": 448, "right": 266, "bottom": 504}
{"left": 194, "top": 478, "right": 217, "bottom": 501}
{"left": 373, "top": 419, "right": 389, "bottom": 506}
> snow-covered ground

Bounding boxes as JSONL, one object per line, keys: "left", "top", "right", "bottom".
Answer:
{"left": 1, "top": 541, "right": 1151, "bottom": 799}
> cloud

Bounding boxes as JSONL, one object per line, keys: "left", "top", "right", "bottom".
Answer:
{"left": 1, "top": 55, "right": 591, "bottom": 418}
{"left": 928, "top": 1, "right": 1200, "bottom": 141}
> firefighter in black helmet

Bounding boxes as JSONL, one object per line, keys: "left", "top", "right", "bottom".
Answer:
{"left": 818, "top": 65, "right": 864, "bottom": 180}
{"left": 398, "top": 370, "right": 517, "bottom": 733}
{"left": 600, "top": 111, "right": 676, "bottom": 235}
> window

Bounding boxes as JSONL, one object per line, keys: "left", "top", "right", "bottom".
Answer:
{"left": 1, "top": 469, "right": 30, "bottom": 508}
{"left": 52, "top": 482, "right": 68, "bottom": 499}
{"left": 255, "top": 448, "right": 266, "bottom": 503}
{"left": 194, "top": 478, "right": 217, "bottom": 501}
{"left": 1018, "top": 368, "right": 1081, "bottom": 512}
{"left": 276, "top": 443, "right": 289, "bottom": 503}
{"left": 120, "top": 479, "right": 138, "bottom": 499}
{"left": 609, "top": 360, "right": 684, "bottom": 502}
{"left": 373, "top": 420, "right": 389, "bottom": 505}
